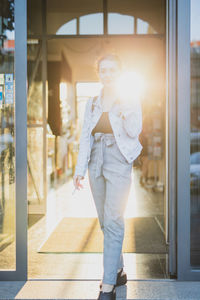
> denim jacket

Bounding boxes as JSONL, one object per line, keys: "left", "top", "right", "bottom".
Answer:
{"left": 74, "top": 89, "right": 143, "bottom": 177}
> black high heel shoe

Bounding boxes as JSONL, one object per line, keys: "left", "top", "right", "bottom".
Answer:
{"left": 99, "top": 268, "right": 127, "bottom": 289}
{"left": 97, "top": 285, "right": 116, "bottom": 300}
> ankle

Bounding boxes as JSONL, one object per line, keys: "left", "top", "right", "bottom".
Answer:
{"left": 117, "top": 268, "right": 123, "bottom": 273}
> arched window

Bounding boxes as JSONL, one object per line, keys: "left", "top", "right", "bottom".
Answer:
{"left": 137, "top": 18, "right": 157, "bottom": 34}
{"left": 56, "top": 19, "right": 77, "bottom": 35}
{"left": 79, "top": 13, "right": 103, "bottom": 35}
{"left": 108, "top": 13, "right": 134, "bottom": 34}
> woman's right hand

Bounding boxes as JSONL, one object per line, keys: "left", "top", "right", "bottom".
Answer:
{"left": 73, "top": 175, "right": 84, "bottom": 190}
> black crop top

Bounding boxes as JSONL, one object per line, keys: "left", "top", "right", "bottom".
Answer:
{"left": 91, "top": 112, "right": 113, "bottom": 136}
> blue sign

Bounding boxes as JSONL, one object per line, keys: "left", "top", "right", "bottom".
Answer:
{"left": 5, "top": 82, "right": 14, "bottom": 104}
{"left": 5, "top": 74, "right": 13, "bottom": 83}
{"left": 0, "top": 86, "right": 3, "bottom": 103}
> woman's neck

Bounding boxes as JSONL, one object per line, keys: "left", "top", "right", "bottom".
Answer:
{"left": 102, "top": 87, "right": 115, "bottom": 98}
{"left": 101, "top": 87, "right": 117, "bottom": 111}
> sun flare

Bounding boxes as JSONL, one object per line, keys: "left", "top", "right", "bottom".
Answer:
{"left": 115, "top": 71, "right": 145, "bottom": 105}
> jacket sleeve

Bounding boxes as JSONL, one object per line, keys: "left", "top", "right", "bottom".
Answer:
{"left": 120, "top": 98, "right": 143, "bottom": 138}
{"left": 74, "top": 99, "right": 92, "bottom": 177}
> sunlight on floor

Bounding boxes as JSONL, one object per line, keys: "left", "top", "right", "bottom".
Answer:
{"left": 27, "top": 168, "right": 167, "bottom": 279}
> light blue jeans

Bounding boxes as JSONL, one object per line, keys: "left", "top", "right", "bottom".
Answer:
{"left": 88, "top": 132, "right": 133, "bottom": 285}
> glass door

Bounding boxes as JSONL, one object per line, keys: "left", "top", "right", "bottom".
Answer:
{"left": 177, "top": 0, "right": 200, "bottom": 280}
{"left": 27, "top": 0, "right": 172, "bottom": 280}
{"left": 0, "top": 0, "right": 180, "bottom": 282}
{"left": 0, "top": 0, "right": 27, "bottom": 280}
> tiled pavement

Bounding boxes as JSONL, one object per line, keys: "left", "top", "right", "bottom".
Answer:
{"left": 1, "top": 280, "right": 200, "bottom": 299}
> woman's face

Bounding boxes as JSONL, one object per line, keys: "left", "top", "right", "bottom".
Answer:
{"left": 98, "top": 59, "right": 121, "bottom": 88}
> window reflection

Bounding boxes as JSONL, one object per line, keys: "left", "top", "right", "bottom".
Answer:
{"left": 190, "top": 0, "right": 200, "bottom": 267}
{"left": 0, "top": 0, "right": 16, "bottom": 270}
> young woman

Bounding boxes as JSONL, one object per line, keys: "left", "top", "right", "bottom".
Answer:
{"left": 73, "top": 54, "right": 143, "bottom": 300}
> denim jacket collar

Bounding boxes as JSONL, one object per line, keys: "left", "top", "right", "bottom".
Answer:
{"left": 93, "top": 88, "right": 121, "bottom": 111}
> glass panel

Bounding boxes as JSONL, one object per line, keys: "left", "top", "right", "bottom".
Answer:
{"left": 27, "top": 39, "right": 43, "bottom": 124}
{"left": 46, "top": 0, "right": 103, "bottom": 35}
{"left": 27, "top": 127, "right": 44, "bottom": 206}
{"left": 56, "top": 19, "right": 77, "bottom": 35}
{"left": 27, "top": 0, "right": 42, "bottom": 35}
{"left": 190, "top": 0, "right": 200, "bottom": 267}
{"left": 80, "top": 13, "right": 103, "bottom": 35}
{"left": 108, "top": 13, "right": 134, "bottom": 34}
{"left": 137, "top": 18, "right": 157, "bottom": 34}
{"left": 0, "top": 0, "right": 16, "bottom": 270}
{"left": 29, "top": 32, "right": 167, "bottom": 278}
{"left": 107, "top": 0, "right": 165, "bottom": 35}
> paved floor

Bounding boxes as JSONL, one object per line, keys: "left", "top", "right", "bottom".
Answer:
{"left": 0, "top": 280, "right": 200, "bottom": 299}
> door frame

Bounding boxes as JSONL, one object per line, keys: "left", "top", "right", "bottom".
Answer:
{"left": 167, "top": 0, "right": 177, "bottom": 278}
{"left": 0, "top": 0, "right": 27, "bottom": 281}
{"left": 176, "top": 0, "right": 200, "bottom": 281}
{"left": 1, "top": 0, "right": 196, "bottom": 281}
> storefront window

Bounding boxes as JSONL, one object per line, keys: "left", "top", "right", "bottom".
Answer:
{"left": 190, "top": 0, "right": 200, "bottom": 266}
{"left": 0, "top": 0, "right": 15, "bottom": 270}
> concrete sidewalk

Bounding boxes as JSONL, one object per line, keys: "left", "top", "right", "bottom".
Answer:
{"left": 0, "top": 280, "right": 200, "bottom": 300}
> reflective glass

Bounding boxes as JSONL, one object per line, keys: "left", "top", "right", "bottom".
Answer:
{"left": 0, "top": 0, "right": 16, "bottom": 270}
{"left": 190, "top": 0, "right": 200, "bottom": 267}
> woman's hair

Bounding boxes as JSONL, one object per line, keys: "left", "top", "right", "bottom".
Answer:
{"left": 95, "top": 53, "right": 122, "bottom": 74}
